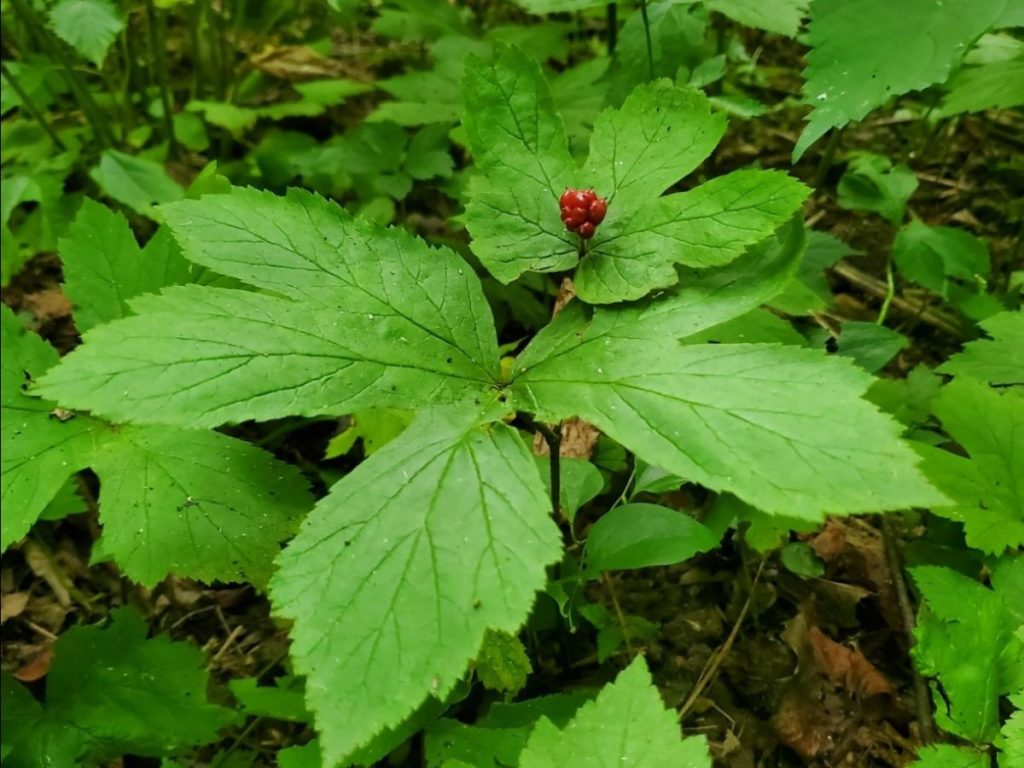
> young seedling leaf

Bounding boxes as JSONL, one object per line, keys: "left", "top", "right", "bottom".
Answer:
{"left": 270, "top": 407, "right": 561, "bottom": 765}
{"left": 518, "top": 656, "right": 712, "bottom": 767}
{"left": 795, "top": 0, "right": 1006, "bottom": 159}
{"left": 89, "top": 150, "right": 184, "bottom": 217}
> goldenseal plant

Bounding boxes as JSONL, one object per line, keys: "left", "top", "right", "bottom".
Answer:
{"left": 26, "top": 46, "right": 945, "bottom": 766}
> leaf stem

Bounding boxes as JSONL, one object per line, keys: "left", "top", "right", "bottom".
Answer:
{"left": 606, "top": 3, "right": 618, "bottom": 54}
{"left": 876, "top": 254, "right": 895, "bottom": 326}
{"left": 519, "top": 414, "right": 562, "bottom": 517}
{"left": 638, "top": 0, "right": 655, "bottom": 80}
{"left": 6, "top": 0, "right": 116, "bottom": 148}
{"left": 0, "top": 60, "right": 66, "bottom": 148}
{"left": 144, "top": 0, "right": 178, "bottom": 158}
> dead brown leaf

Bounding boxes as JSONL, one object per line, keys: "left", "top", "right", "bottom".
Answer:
{"left": 13, "top": 647, "right": 53, "bottom": 681}
{"left": 807, "top": 626, "right": 894, "bottom": 698}
{"left": 23, "top": 540, "right": 72, "bottom": 608}
{"left": 1, "top": 592, "right": 31, "bottom": 623}
{"left": 250, "top": 45, "right": 347, "bottom": 81}
{"left": 22, "top": 288, "right": 72, "bottom": 323}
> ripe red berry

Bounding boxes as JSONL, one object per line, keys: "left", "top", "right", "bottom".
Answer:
{"left": 558, "top": 187, "right": 608, "bottom": 240}
{"left": 561, "top": 207, "right": 587, "bottom": 228}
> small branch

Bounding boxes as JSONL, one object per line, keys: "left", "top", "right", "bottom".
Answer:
{"left": 831, "top": 260, "right": 969, "bottom": 340}
{"left": 679, "top": 559, "right": 765, "bottom": 721}
{"left": 880, "top": 516, "right": 936, "bottom": 743}
{"left": 518, "top": 414, "right": 562, "bottom": 517}
{"left": 876, "top": 255, "right": 896, "bottom": 326}
{"left": 603, "top": 572, "right": 634, "bottom": 655}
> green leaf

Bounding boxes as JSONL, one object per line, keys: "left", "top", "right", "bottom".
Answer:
{"left": 893, "top": 220, "right": 990, "bottom": 297}
{"left": 90, "top": 150, "right": 184, "bottom": 216}
{"left": 584, "top": 503, "right": 718, "bottom": 576}
{"left": 910, "top": 565, "right": 1023, "bottom": 743}
{"left": 576, "top": 169, "right": 808, "bottom": 303}
{"left": 36, "top": 187, "right": 500, "bottom": 428}
{"left": 59, "top": 198, "right": 193, "bottom": 332}
{"left": 837, "top": 153, "right": 918, "bottom": 225}
{"left": 517, "top": 656, "right": 711, "bottom": 768}
{"left": 2, "top": 307, "right": 312, "bottom": 584}
{"left": 476, "top": 629, "right": 532, "bottom": 696}
{"left": 938, "top": 57, "right": 1024, "bottom": 116}
{"left": 938, "top": 311, "right": 1024, "bottom": 386}
{"left": 918, "top": 382, "right": 1024, "bottom": 555}
{"left": 578, "top": 602, "right": 659, "bottom": 663}
{"left": 2, "top": 608, "right": 234, "bottom": 765}
{"left": 463, "top": 45, "right": 807, "bottom": 301}
{"left": 48, "top": 0, "right": 125, "bottom": 67}
{"left": 536, "top": 455, "right": 604, "bottom": 522}
{"left": 1001, "top": 691, "right": 1024, "bottom": 768}
{"left": 228, "top": 678, "right": 310, "bottom": 723}
{"left": 705, "top": 0, "right": 809, "bottom": 37}
{"left": 88, "top": 424, "right": 310, "bottom": 587}
{"left": 866, "top": 365, "right": 942, "bottom": 427}
{"left": 463, "top": 45, "right": 578, "bottom": 283}
{"left": 795, "top": 0, "right": 1006, "bottom": 159}
{"left": 829, "top": 321, "right": 909, "bottom": 373}
{"left": 770, "top": 230, "right": 856, "bottom": 315}
{"left": 324, "top": 408, "right": 414, "bottom": 459}
{"left": 1, "top": 306, "right": 100, "bottom": 549}
{"left": 269, "top": 408, "right": 562, "bottom": 765}
{"left": 581, "top": 82, "right": 726, "bottom": 214}
{"left": 511, "top": 324, "right": 943, "bottom": 519}
{"left": 909, "top": 744, "right": 989, "bottom": 768}
{"left": 780, "top": 542, "right": 825, "bottom": 578}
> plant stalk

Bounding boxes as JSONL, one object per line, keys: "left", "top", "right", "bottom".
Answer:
{"left": 606, "top": 3, "right": 618, "bottom": 54}
{"left": 144, "top": 0, "right": 178, "bottom": 157}
{"left": 638, "top": 0, "right": 655, "bottom": 79}
{"left": 5, "top": 0, "right": 116, "bottom": 148}
{"left": 0, "top": 61, "right": 66, "bottom": 148}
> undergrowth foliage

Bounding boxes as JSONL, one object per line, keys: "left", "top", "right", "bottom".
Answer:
{"left": 2, "top": 0, "right": 1023, "bottom": 765}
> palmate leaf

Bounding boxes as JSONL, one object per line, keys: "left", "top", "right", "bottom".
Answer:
{"left": 795, "top": 0, "right": 1006, "bottom": 160}
{"left": 36, "top": 187, "right": 501, "bottom": 427}
{"left": 518, "top": 657, "right": 711, "bottom": 768}
{"left": 463, "top": 45, "right": 809, "bottom": 303}
{"left": 1, "top": 306, "right": 311, "bottom": 585}
{"left": 270, "top": 406, "right": 561, "bottom": 765}
{"left": 509, "top": 304, "right": 943, "bottom": 520}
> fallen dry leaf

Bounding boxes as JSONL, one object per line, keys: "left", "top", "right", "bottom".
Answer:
{"left": 1, "top": 592, "right": 31, "bottom": 623}
{"left": 23, "top": 540, "right": 72, "bottom": 608}
{"left": 13, "top": 647, "right": 53, "bottom": 682}
{"left": 807, "top": 626, "right": 894, "bottom": 698}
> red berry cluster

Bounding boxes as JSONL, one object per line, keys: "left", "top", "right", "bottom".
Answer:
{"left": 559, "top": 188, "right": 607, "bottom": 240}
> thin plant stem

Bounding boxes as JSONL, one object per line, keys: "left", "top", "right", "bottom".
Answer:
{"left": 602, "top": 572, "right": 634, "bottom": 655}
{"left": 606, "top": 3, "right": 617, "bottom": 54}
{"left": 6, "top": 0, "right": 115, "bottom": 148}
{"left": 877, "top": 255, "right": 896, "bottom": 326}
{"left": 188, "top": 0, "right": 205, "bottom": 98}
{"left": 519, "top": 414, "right": 562, "bottom": 517}
{"left": 812, "top": 127, "right": 842, "bottom": 187}
{"left": 145, "top": 0, "right": 178, "bottom": 157}
{"left": 638, "top": 0, "right": 655, "bottom": 79}
{"left": 0, "top": 61, "right": 66, "bottom": 148}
